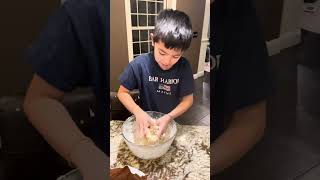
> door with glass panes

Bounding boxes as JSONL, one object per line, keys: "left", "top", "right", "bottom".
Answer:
{"left": 125, "top": 0, "right": 168, "bottom": 61}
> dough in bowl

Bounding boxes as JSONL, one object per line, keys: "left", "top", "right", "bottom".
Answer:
{"left": 134, "top": 124, "right": 168, "bottom": 145}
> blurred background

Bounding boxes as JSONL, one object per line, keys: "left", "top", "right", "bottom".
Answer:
{"left": 0, "top": 0, "right": 95, "bottom": 179}
{"left": 216, "top": 0, "right": 320, "bottom": 179}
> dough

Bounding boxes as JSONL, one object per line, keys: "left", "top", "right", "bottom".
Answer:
{"left": 134, "top": 125, "right": 167, "bottom": 145}
{"left": 145, "top": 125, "right": 160, "bottom": 144}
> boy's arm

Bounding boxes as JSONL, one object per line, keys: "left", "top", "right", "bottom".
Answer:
{"left": 157, "top": 93, "right": 194, "bottom": 136}
{"left": 211, "top": 100, "right": 266, "bottom": 175}
{"left": 117, "top": 85, "right": 141, "bottom": 114}
{"left": 24, "top": 74, "right": 107, "bottom": 180}
{"left": 167, "top": 93, "right": 194, "bottom": 119}
{"left": 117, "top": 85, "right": 155, "bottom": 136}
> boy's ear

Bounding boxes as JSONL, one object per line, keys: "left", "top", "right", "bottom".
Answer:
{"left": 150, "top": 33, "right": 155, "bottom": 46}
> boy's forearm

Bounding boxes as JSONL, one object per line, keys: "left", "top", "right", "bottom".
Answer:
{"left": 117, "top": 91, "right": 141, "bottom": 114}
{"left": 211, "top": 101, "right": 266, "bottom": 175}
{"left": 24, "top": 97, "right": 91, "bottom": 164}
{"left": 168, "top": 94, "right": 193, "bottom": 119}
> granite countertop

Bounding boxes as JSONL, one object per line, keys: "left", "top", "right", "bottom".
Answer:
{"left": 110, "top": 120, "right": 210, "bottom": 180}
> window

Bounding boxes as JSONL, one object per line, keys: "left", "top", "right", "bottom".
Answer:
{"left": 126, "top": 0, "right": 167, "bottom": 60}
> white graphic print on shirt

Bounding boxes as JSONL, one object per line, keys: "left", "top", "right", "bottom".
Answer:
{"left": 148, "top": 76, "right": 179, "bottom": 95}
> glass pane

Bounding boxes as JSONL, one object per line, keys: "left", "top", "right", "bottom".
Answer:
{"left": 133, "top": 43, "right": 140, "bottom": 54}
{"left": 141, "top": 42, "right": 149, "bottom": 53}
{"left": 140, "top": 30, "right": 148, "bottom": 41}
{"left": 130, "top": 0, "right": 137, "bottom": 13}
{"left": 157, "top": 3, "right": 163, "bottom": 13}
{"left": 148, "top": 15, "right": 155, "bottom": 26}
{"left": 138, "top": 15, "right": 147, "bottom": 26}
{"left": 131, "top": 15, "right": 137, "bottom": 26}
{"left": 132, "top": 30, "right": 139, "bottom": 42}
{"left": 148, "top": 2, "right": 156, "bottom": 14}
{"left": 138, "top": 1, "right": 146, "bottom": 13}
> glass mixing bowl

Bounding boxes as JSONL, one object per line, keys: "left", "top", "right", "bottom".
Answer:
{"left": 122, "top": 111, "right": 177, "bottom": 160}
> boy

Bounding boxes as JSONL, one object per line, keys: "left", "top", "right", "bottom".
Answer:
{"left": 117, "top": 9, "right": 194, "bottom": 139}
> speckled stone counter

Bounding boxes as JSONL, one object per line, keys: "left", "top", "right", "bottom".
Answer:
{"left": 110, "top": 120, "right": 210, "bottom": 180}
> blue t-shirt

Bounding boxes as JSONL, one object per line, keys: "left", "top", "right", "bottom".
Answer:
{"left": 119, "top": 52, "right": 194, "bottom": 114}
{"left": 211, "top": 0, "right": 271, "bottom": 142}
{"left": 25, "top": 0, "right": 109, "bottom": 154}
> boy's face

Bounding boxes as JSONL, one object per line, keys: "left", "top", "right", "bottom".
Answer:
{"left": 152, "top": 40, "right": 183, "bottom": 71}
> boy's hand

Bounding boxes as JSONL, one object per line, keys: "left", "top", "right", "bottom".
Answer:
{"left": 81, "top": 147, "right": 108, "bottom": 180}
{"left": 156, "top": 114, "right": 173, "bottom": 137}
{"left": 133, "top": 108, "right": 156, "bottom": 137}
{"left": 69, "top": 138, "right": 108, "bottom": 180}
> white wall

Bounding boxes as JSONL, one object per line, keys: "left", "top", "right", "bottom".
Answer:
{"left": 170, "top": 0, "right": 209, "bottom": 78}
{"left": 280, "top": 0, "right": 302, "bottom": 35}
{"left": 195, "top": 0, "right": 210, "bottom": 79}
{"left": 267, "top": 0, "right": 302, "bottom": 56}
{"left": 167, "top": 0, "right": 177, "bottom": 9}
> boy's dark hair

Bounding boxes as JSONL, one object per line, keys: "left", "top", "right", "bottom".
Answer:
{"left": 153, "top": 9, "right": 193, "bottom": 51}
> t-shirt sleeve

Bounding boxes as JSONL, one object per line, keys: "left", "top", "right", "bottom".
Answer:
{"left": 25, "top": 6, "right": 87, "bottom": 92}
{"left": 118, "top": 63, "right": 138, "bottom": 91}
{"left": 179, "top": 60, "right": 195, "bottom": 98}
{"left": 219, "top": 12, "right": 272, "bottom": 113}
